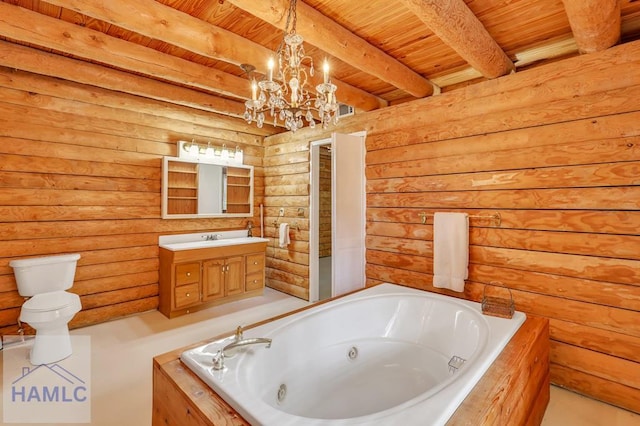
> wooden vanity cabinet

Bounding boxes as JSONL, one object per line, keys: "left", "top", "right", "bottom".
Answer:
{"left": 159, "top": 241, "right": 267, "bottom": 318}
{"left": 245, "top": 253, "right": 265, "bottom": 291}
{"left": 202, "top": 255, "right": 245, "bottom": 301}
{"left": 173, "top": 262, "right": 200, "bottom": 309}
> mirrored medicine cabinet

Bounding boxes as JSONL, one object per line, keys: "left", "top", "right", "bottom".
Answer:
{"left": 161, "top": 156, "right": 253, "bottom": 219}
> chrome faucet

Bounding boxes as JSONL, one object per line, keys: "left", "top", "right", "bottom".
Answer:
{"left": 203, "top": 233, "right": 223, "bottom": 241}
{"left": 212, "top": 326, "right": 272, "bottom": 370}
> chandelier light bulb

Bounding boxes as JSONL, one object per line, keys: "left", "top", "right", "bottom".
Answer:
{"left": 267, "top": 57, "right": 274, "bottom": 82}
{"left": 251, "top": 80, "right": 257, "bottom": 101}
{"left": 323, "top": 60, "right": 329, "bottom": 84}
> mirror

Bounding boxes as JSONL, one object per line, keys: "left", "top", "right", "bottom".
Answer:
{"left": 161, "top": 157, "right": 253, "bottom": 219}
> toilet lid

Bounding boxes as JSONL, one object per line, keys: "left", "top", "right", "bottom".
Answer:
{"left": 22, "top": 291, "right": 80, "bottom": 312}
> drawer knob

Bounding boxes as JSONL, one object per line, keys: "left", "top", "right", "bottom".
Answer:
{"left": 186, "top": 293, "right": 190, "bottom": 297}
{"left": 254, "top": 261, "right": 258, "bottom": 265}
{"left": 186, "top": 272, "right": 191, "bottom": 277}
{"left": 253, "top": 280, "right": 258, "bottom": 284}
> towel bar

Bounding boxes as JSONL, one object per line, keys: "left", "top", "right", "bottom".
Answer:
{"left": 418, "top": 212, "right": 501, "bottom": 227}
{"left": 273, "top": 221, "right": 300, "bottom": 231}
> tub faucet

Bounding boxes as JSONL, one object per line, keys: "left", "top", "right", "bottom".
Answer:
{"left": 212, "top": 326, "right": 272, "bottom": 370}
{"left": 222, "top": 337, "right": 272, "bottom": 358}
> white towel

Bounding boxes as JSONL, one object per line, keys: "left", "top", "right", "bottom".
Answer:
{"left": 278, "top": 223, "right": 290, "bottom": 248}
{"left": 432, "top": 212, "right": 469, "bottom": 292}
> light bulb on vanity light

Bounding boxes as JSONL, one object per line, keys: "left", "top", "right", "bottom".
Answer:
{"left": 188, "top": 140, "right": 199, "bottom": 156}
{"left": 221, "top": 144, "right": 229, "bottom": 160}
{"left": 205, "top": 142, "right": 215, "bottom": 158}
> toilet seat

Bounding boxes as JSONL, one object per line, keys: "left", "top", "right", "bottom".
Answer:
{"left": 20, "top": 291, "right": 81, "bottom": 323}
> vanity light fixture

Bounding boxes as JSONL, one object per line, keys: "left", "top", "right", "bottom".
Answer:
{"left": 177, "top": 140, "right": 244, "bottom": 166}
{"left": 243, "top": 0, "right": 339, "bottom": 132}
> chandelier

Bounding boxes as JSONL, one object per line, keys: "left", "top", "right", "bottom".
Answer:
{"left": 243, "top": 0, "right": 339, "bottom": 132}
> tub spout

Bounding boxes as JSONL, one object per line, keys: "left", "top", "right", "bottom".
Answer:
{"left": 212, "top": 337, "right": 272, "bottom": 370}
{"left": 223, "top": 337, "right": 272, "bottom": 358}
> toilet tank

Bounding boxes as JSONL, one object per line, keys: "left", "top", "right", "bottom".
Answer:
{"left": 9, "top": 254, "right": 81, "bottom": 296}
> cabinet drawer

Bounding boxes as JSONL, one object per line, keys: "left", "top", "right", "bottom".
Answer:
{"left": 175, "top": 263, "right": 200, "bottom": 286}
{"left": 245, "top": 272, "right": 264, "bottom": 291}
{"left": 174, "top": 283, "right": 200, "bottom": 308}
{"left": 246, "top": 253, "right": 265, "bottom": 274}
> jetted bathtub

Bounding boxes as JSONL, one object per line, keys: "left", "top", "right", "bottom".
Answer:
{"left": 180, "top": 283, "right": 526, "bottom": 425}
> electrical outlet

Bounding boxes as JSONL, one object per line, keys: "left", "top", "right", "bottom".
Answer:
{"left": 279, "top": 208, "right": 285, "bottom": 216}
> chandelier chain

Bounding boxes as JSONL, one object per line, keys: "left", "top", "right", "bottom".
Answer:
{"left": 276, "top": 0, "right": 297, "bottom": 56}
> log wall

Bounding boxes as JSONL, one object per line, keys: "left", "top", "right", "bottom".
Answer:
{"left": 0, "top": 62, "right": 265, "bottom": 335}
{"left": 319, "top": 148, "right": 332, "bottom": 258}
{"left": 262, "top": 139, "right": 311, "bottom": 299}
{"left": 264, "top": 40, "right": 640, "bottom": 413}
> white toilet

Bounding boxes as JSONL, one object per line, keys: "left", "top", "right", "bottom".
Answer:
{"left": 9, "top": 253, "right": 82, "bottom": 365}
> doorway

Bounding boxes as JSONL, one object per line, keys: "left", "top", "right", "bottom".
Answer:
{"left": 309, "top": 132, "right": 366, "bottom": 302}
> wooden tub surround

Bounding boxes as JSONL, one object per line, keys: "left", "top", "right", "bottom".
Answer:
{"left": 152, "top": 297, "right": 549, "bottom": 426}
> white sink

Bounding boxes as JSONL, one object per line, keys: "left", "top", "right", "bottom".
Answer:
{"left": 160, "top": 237, "right": 269, "bottom": 251}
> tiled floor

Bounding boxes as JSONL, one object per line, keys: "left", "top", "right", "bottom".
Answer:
{"left": 1, "top": 287, "right": 638, "bottom": 425}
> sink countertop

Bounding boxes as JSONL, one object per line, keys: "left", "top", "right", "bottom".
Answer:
{"left": 159, "top": 237, "right": 269, "bottom": 251}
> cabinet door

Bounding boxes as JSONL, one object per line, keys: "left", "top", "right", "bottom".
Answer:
{"left": 202, "top": 259, "right": 225, "bottom": 301}
{"left": 225, "top": 255, "right": 245, "bottom": 296}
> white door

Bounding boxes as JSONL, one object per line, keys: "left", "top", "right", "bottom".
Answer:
{"left": 332, "top": 132, "right": 366, "bottom": 296}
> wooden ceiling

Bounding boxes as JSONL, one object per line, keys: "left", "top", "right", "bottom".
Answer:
{"left": 1, "top": 0, "right": 639, "bottom": 136}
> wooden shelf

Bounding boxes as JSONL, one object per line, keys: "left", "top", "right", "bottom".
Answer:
{"left": 168, "top": 170, "right": 197, "bottom": 174}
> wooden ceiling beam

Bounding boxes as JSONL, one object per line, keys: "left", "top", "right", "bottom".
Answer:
{"left": 43, "top": 0, "right": 386, "bottom": 112}
{"left": 225, "top": 0, "right": 437, "bottom": 98}
{"left": 398, "top": 0, "right": 514, "bottom": 79}
{"left": 0, "top": 41, "right": 246, "bottom": 117}
{"left": 561, "top": 0, "right": 620, "bottom": 53}
{"left": 0, "top": 2, "right": 250, "bottom": 99}
{"left": 0, "top": 41, "right": 276, "bottom": 137}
